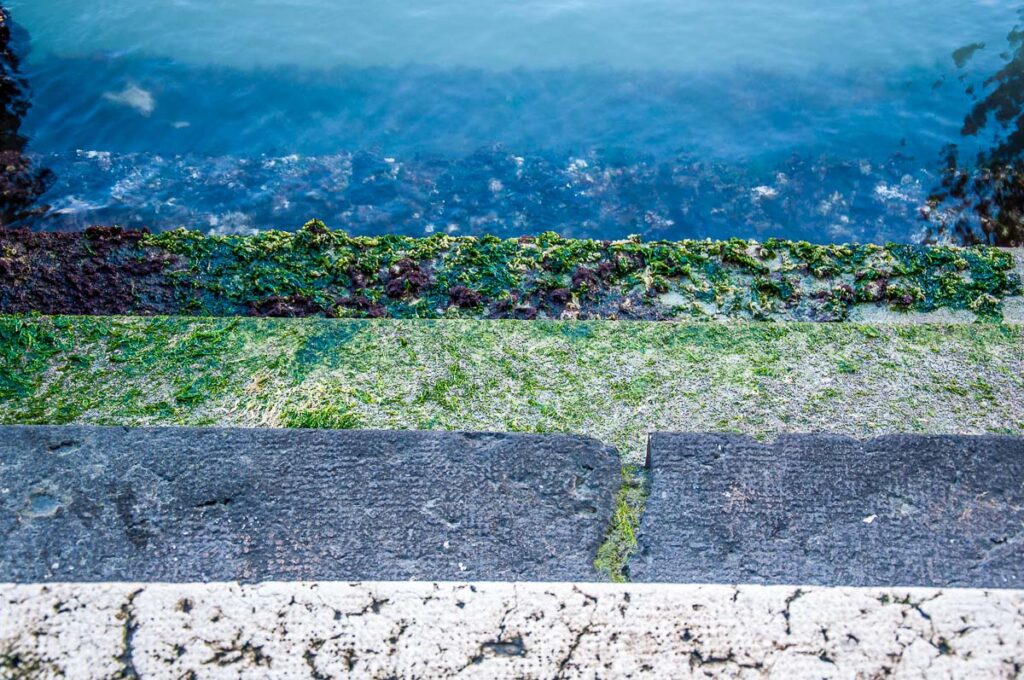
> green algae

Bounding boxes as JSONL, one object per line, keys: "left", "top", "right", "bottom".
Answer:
{"left": 132, "top": 222, "right": 1023, "bottom": 321}
{"left": 2, "top": 316, "right": 1023, "bottom": 462}
{"left": 0, "top": 315, "right": 61, "bottom": 400}
{"left": 594, "top": 465, "right": 648, "bottom": 583}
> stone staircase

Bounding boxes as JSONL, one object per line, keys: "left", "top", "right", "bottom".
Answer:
{"left": 2, "top": 234, "right": 1023, "bottom": 678}
{"left": 2, "top": 426, "right": 1023, "bottom": 677}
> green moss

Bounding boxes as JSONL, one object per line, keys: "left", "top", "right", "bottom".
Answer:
{"left": 281, "top": 403, "right": 363, "bottom": 429}
{"left": 127, "top": 223, "right": 1024, "bottom": 320}
{"left": 836, "top": 357, "right": 860, "bottom": 374}
{"left": 0, "top": 315, "right": 62, "bottom": 400}
{"left": 610, "top": 374, "right": 660, "bottom": 406}
{"left": 2, "top": 316, "right": 1023, "bottom": 463}
{"left": 594, "top": 465, "right": 649, "bottom": 582}
{"left": 0, "top": 645, "right": 49, "bottom": 679}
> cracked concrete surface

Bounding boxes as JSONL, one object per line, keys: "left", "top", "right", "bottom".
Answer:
{"left": 2, "top": 582, "right": 1023, "bottom": 678}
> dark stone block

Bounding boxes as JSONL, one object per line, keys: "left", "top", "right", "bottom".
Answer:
{"left": 0, "top": 426, "right": 620, "bottom": 582}
{"left": 632, "top": 433, "right": 1024, "bottom": 588}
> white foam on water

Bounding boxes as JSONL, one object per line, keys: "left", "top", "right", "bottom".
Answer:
{"left": 101, "top": 83, "right": 155, "bottom": 116}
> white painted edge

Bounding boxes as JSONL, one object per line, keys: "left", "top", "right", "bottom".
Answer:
{"left": 2, "top": 581, "right": 1023, "bottom": 678}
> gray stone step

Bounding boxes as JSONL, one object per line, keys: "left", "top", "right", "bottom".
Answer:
{"left": 0, "top": 426, "right": 620, "bottom": 582}
{"left": 632, "top": 433, "right": 1024, "bottom": 587}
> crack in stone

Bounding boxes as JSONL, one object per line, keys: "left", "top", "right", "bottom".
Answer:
{"left": 354, "top": 596, "right": 390, "bottom": 617}
{"left": 781, "top": 588, "right": 805, "bottom": 635}
{"left": 302, "top": 640, "right": 330, "bottom": 680}
{"left": 114, "top": 588, "right": 144, "bottom": 680}
{"left": 201, "top": 633, "right": 271, "bottom": 669}
{"left": 554, "top": 621, "right": 595, "bottom": 679}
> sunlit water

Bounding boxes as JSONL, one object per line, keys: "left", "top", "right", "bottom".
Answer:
{"left": 7, "top": 0, "right": 1020, "bottom": 241}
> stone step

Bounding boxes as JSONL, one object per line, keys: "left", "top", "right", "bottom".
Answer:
{"left": 6, "top": 426, "right": 1024, "bottom": 588}
{"left": 5, "top": 317, "right": 1024, "bottom": 466}
{"left": 0, "top": 426, "right": 620, "bottom": 583}
{"left": 632, "top": 433, "right": 1024, "bottom": 588}
{"left": 1, "top": 227, "right": 1021, "bottom": 322}
{"left": 2, "top": 581, "right": 1022, "bottom": 679}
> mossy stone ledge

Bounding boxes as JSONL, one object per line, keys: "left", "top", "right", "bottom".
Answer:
{"left": 0, "top": 222, "right": 1020, "bottom": 320}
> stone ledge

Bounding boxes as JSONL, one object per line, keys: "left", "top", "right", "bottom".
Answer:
{"left": 2, "top": 581, "right": 1022, "bottom": 678}
{"left": 1, "top": 225, "right": 1020, "bottom": 321}
{"left": 4, "top": 317, "right": 1024, "bottom": 464}
{"left": 634, "top": 433, "right": 1024, "bottom": 588}
{"left": 0, "top": 426, "right": 620, "bottom": 583}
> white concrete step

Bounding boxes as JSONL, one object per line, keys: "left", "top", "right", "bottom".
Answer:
{"left": 3, "top": 581, "right": 1022, "bottom": 678}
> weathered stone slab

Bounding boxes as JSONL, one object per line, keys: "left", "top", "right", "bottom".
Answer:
{"left": 633, "top": 434, "right": 1024, "bottom": 587}
{"left": 0, "top": 426, "right": 620, "bottom": 582}
{"left": 3, "top": 581, "right": 1022, "bottom": 678}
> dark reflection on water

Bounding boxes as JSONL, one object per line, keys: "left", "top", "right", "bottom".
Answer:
{"left": 0, "top": 6, "right": 51, "bottom": 226}
{"left": 925, "top": 11, "right": 1024, "bottom": 246}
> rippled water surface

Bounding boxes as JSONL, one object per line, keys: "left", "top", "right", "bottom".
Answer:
{"left": 7, "top": 0, "right": 1022, "bottom": 241}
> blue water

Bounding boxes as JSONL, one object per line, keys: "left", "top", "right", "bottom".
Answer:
{"left": 6, "top": 0, "right": 1021, "bottom": 242}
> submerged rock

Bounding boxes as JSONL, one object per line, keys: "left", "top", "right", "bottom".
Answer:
{"left": 0, "top": 4, "right": 53, "bottom": 226}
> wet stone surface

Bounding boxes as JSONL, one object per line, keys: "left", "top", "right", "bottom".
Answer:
{"left": 633, "top": 433, "right": 1024, "bottom": 587}
{"left": 0, "top": 426, "right": 620, "bottom": 582}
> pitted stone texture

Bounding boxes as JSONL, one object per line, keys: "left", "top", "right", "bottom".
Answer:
{"left": 633, "top": 433, "right": 1024, "bottom": 587}
{"left": 0, "top": 426, "right": 619, "bottom": 582}
{"left": 1003, "top": 248, "right": 1024, "bottom": 322}
{"left": 2, "top": 582, "right": 1023, "bottom": 679}
{"left": 846, "top": 305, "right": 979, "bottom": 323}
{"left": 1009, "top": 247, "right": 1024, "bottom": 283}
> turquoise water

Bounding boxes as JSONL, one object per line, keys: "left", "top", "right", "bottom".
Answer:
{"left": 6, "top": 0, "right": 1022, "bottom": 242}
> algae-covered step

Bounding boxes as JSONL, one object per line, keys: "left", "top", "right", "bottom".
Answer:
{"left": 1, "top": 226, "right": 1021, "bottom": 321}
{"left": 3, "top": 316, "right": 1023, "bottom": 464}
{"left": 0, "top": 426, "right": 620, "bottom": 582}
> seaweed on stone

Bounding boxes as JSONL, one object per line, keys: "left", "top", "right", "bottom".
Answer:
{"left": 0, "top": 221, "right": 1019, "bottom": 320}
{"left": 594, "top": 465, "right": 649, "bottom": 582}
{"left": 2, "top": 317, "right": 1024, "bottom": 462}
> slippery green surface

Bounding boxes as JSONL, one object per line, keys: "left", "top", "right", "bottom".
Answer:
{"left": 3, "top": 315, "right": 1023, "bottom": 463}
{"left": 138, "top": 222, "right": 1023, "bottom": 320}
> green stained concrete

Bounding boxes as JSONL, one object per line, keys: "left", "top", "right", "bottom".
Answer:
{"left": 3, "top": 316, "right": 1023, "bottom": 464}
